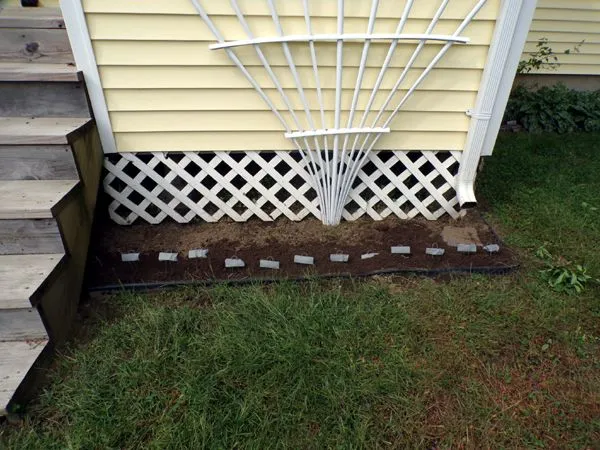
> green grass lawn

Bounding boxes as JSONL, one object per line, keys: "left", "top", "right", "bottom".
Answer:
{"left": 2, "top": 133, "right": 599, "bottom": 449}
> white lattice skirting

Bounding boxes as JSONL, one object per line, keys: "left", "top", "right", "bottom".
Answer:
{"left": 104, "top": 150, "right": 465, "bottom": 225}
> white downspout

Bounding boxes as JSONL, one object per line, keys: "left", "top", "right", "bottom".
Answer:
{"left": 456, "top": 0, "right": 538, "bottom": 206}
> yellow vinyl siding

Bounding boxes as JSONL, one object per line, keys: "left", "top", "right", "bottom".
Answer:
{"left": 114, "top": 131, "right": 466, "bottom": 152}
{"left": 98, "top": 67, "right": 483, "bottom": 91}
{"left": 110, "top": 111, "right": 471, "bottom": 133}
{"left": 82, "top": 0, "right": 500, "bottom": 19}
{"left": 81, "top": 0, "right": 502, "bottom": 153}
{"left": 104, "top": 90, "right": 478, "bottom": 113}
{"left": 92, "top": 42, "right": 490, "bottom": 69}
{"left": 524, "top": 0, "right": 600, "bottom": 75}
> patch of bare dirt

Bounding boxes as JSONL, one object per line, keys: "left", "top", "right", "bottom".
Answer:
{"left": 87, "top": 212, "right": 517, "bottom": 287}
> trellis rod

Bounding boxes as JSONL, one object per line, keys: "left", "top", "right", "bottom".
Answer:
{"left": 302, "top": 0, "right": 332, "bottom": 218}
{"left": 266, "top": 0, "right": 330, "bottom": 222}
{"left": 191, "top": 0, "right": 328, "bottom": 220}
{"left": 209, "top": 33, "right": 469, "bottom": 50}
{"left": 337, "top": 0, "right": 380, "bottom": 225}
{"left": 329, "top": 0, "right": 345, "bottom": 225}
{"left": 335, "top": 0, "right": 416, "bottom": 219}
{"left": 335, "top": 0, "right": 453, "bottom": 216}
{"left": 229, "top": 0, "right": 328, "bottom": 217}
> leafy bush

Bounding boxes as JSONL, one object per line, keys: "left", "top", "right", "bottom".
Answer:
{"left": 535, "top": 246, "right": 596, "bottom": 295}
{"left": 505, "top": 84, "right": 600, "bottom": 133}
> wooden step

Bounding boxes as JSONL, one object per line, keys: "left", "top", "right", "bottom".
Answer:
{"left": 0, "top": 219, "right": 64, "bottom": 255}
{"left": 0, "top": 82, "right": 91, "bottom": 117}
{"left": 0, "top": 253, "right": 64, "bottom": 309}
{"left": 0, "top": 145, "right": 78, "bottom": 180}
{"left": 0, "top": 308, "right": 48, "bottom": 341}
{"left": 0, "top": 27, "right": 72, "bottom": 65}
{"left": 0, "top": 180, "right": 79, "bottom": 219}
{"left": 0, "top": 7, "right": 64, "bottom": 29}
{"left": 1, "top": 339, "right": 48, "bottom": 415}
{"left": 0, "top": 63, "right": 80, "bottom": 82}
{"left": 0, "top": 117, "right": 92, "bottom": 145}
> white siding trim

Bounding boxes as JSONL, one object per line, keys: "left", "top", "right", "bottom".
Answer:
{"left": 456, "top": 0, "right": 538, "bottom": 206}
{"left": 61, "top": 0, "right": 117, "bottom": 154}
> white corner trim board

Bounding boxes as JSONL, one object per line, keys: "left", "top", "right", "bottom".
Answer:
{"left": 456, "top": 0, "right": 538, "bottom": 206}
{"left": 60, "top": 0, "right": 117, "bottom": 154}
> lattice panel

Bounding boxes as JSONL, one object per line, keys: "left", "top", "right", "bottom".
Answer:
{"left": 104, "top": 151, "right": 464, "bottom": 225}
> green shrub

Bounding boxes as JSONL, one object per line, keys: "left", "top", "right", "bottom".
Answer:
{"left": 535, "top": 246, "right": 596, "bottom": 295}
{"left": 505, "top": 84, "right": 600, "bottom": 133}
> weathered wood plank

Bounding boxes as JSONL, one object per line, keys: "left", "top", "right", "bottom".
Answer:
{"left": 37, "top": 126, "right": 104, "bottom": 344}
{"left": 39, "top": 195, "right": 90, "bottom": 344}
{"left": 0, "top": 145, "right": 78, "bottom": 180}
{"left": 71, "top": 126, "right": 104, "bottom": 220}
{"left": 0, "top": 339, "right": 48, "bottom": 415}
{"left": 0, "top": 28, "right": 73, "bottom": 64}
{"left": 0, "top": 180, "right": 79, "bottom": 219}
{"left": 0, "top": 308, "right": 48, "bottom": 341}
{"left": 0, "top": 253, "right": 64, "bottom": 309}
{"left": 0, "top": 117, "right": 92, "bottom": 145}
{"left": 0, "top": 63, "right": 80, "bottom": 82}
{"left": 0, "top": 219, "right": 64, "bottom": 255}
{"left": 0, "top": 82, "right": 90, "bottom": 117}
{"left": 0, "top": 7, "right": 64, "bottom": 29}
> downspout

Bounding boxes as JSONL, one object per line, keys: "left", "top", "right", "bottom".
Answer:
{"left": 456, "top": 0, "right": 538, "bottom": 206}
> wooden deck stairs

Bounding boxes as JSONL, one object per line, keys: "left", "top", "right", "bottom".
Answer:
{"left": 0, "top": 6, "right": 103, "bottom": 415}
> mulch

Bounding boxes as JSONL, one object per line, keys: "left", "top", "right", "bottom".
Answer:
{"left": 86, "top": 210, "right": 518, "bottom": 288}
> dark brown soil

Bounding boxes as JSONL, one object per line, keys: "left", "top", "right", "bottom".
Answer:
{"left": 86, "top": 212, "right": 518, "bottom": 287}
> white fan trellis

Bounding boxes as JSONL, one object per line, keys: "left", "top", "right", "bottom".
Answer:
{"left": 191, "top": 0, "right": 488, "bottom": 225}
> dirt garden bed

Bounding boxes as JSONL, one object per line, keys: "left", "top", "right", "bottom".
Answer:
{"left": 86, "top": 211, "right": 518, "bottom": 288}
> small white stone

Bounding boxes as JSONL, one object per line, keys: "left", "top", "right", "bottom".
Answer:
{"left": 188, "top": 248, "right": 209, "bottom": 259}
{"left": 121, "top": 253, "right": 140, "bottom": 262}
{"left": 225, "top": 258, "right": 246, "bottom": 269}
{"left": 426, "top": 248, "right": 445, "bottom": 256}
{"left": 457, "top": 244, "right": 477, "bottom": 253}
{"left": 294, "top": 255, "right": 314, "bottom": 265}
{"left": 361, "top": 252, "right": 379, "bottom": 260}
{"left": 330, "top": 254, "right": 349, "bottom": 263}
{"left": 391, "top": 246, "right": 411, "bottom": 255}
{"left": 260, "top": 259, "right": 280, "bottom": 270}
{"left": 483, "top": 244, "right": 500, "bottom": 254}
{"left": 225, "top": 258, "right": 245, "bottom": 268}
{"left": 159, "top": 252, "right": 178, "bottom": 262}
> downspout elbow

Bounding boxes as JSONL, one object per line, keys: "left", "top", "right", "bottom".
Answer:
{"left": 456, "top": 179, "right": 477, "bottom": 208}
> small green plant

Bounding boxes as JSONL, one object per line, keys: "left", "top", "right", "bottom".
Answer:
{"left": 535, "top": 246, "right": 594, "bottom": 295}
{"left": 505, "top": 84, "right": 600, "bottom": 133}
{"left": 517, "top": 38, "right": 583, "bottom": 74}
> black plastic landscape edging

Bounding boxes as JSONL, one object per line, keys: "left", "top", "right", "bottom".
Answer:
{"left": 87, "top": 263, "right": 520, "bottom": 293}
